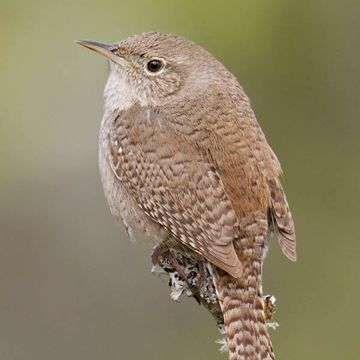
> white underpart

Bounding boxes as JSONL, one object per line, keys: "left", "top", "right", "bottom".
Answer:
{"left": 104, "top": 68, "right": 138, "bottom": 112}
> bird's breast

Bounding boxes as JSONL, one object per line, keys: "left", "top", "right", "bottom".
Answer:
{"left": 98, "top": 110, "right": 168, "bottom": 244}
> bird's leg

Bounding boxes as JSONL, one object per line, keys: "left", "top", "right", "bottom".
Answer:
{"left": 151, "top": 237, "right": 178, "bottom": 265}
{"left": 151, "top": 239, "right": 202, "bottom": 302}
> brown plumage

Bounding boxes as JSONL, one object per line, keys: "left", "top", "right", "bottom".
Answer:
{"left": 77, "top": 32, "right": 296, "bottom": 360}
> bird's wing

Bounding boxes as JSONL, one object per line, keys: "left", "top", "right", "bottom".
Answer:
{"left": 162, "top": 90, "right": 296, "bottom": 262}
{"left": 108, "top": 105, "right": 243, "bottom": 278}
{"left": 269, "top": 179, "right": 297, "bottom": 261}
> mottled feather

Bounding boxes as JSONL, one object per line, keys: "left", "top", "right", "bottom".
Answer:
{"left": 109, "top": 104, "right": 243, "bottom": 278}
{"left": 269, "top": 179, "right": 296, "bottom": 261}
{"left": 85, "top": 31, "right": 297, "bottom": 360}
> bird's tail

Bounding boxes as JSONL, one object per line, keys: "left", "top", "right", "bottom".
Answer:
{"left": 213, "top": 257, "right": 275, "bottom": 360}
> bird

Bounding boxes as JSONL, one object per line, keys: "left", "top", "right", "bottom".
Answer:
{"left": 77, "top": 32, "right": 296, "bottom": 360}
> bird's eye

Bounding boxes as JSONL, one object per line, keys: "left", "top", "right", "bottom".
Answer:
{"left": 146, "top": 59, "right": 164, "bottom": 73}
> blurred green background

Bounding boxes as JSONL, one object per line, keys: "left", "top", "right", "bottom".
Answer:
{"left": 0, "top": 0, "right": 359, "bottom": 359}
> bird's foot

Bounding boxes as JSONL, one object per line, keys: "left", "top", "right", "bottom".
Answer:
{"left": 151, "top": 242, "right": 170, "bottom": 266}
{"left": 151, "top": 245, "right": 202, "bottom": 302}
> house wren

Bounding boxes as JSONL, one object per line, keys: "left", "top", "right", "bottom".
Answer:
{"left": 77, "top": 32, "right": 296, "bottom": 360}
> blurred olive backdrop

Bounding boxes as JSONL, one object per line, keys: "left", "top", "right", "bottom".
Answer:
{"left": 0, "top": 0, "right": 359, "bottom": 359}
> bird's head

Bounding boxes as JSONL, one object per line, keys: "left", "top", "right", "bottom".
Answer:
{"left": 77, "top": 32, "right": 232, "bottom": 109}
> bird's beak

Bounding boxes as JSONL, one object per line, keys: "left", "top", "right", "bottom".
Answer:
{"left": 75, "top": 40, "right": 128, "bottom": 67}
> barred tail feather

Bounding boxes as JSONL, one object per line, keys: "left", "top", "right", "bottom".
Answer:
{"left": 213, "top": 259, "right": 275, "bottom": 360}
